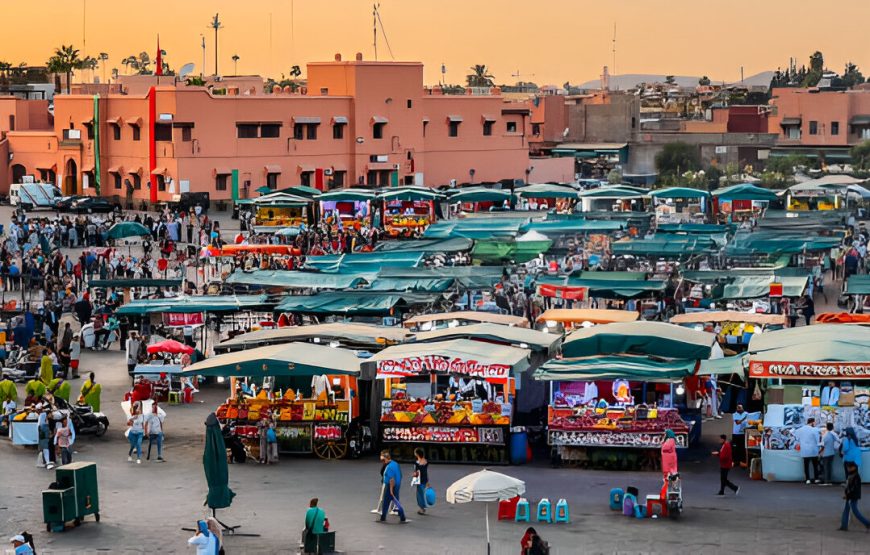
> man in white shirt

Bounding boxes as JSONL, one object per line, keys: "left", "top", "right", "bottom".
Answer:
{"left": 145, "top": 402, "right": 166, "bottom": 462}
{"left": 795, "top": 417, "right": 821, "bottom": 484}
{"left": 125, "top": 331, "right": 141, "bottom": 375}
{"left": 311, "top": 374, "right": 332, "bottom": 399}
{"left": 821, "top": 381, "right": 840, "bottom": 407}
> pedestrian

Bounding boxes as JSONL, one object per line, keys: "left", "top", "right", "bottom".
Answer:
{"left": 145, "top": 401, "right": 166, "bottom": 462}
{"left": 125, "top": 331, "right": 141, "bottom": 375}
{"left": 820, "top": 423, "right": 840, "bottom": 485}
{"left": 266, "top": 420, "right": 279, "bottom": 464}
{"left": 839, "top": 462, "right": 870, "bottom": 532}
{"left": 8, "top": 532, "right": 36, "bottom": 555}
{"left": 840, "top": 427, "right": 863, "bottom": 476}
{"left": 732, "top": 404, "right": 749, "bottom": 467}
{"left": 660, "top": 429, "right": 678, "bottom": 478}
{"left": 257, "top": 415, "right": 270, "bottom": 464}
{"left": 521, "top": 526, "right": 548, "bottom": 555}
{"left": 69, "top": 334, "right": 81, "bottom": 379}
{"left": 127, "top": 403, "right": 145, "bottom": 464}
{"left": 378, "top": 450, "right": 406, "bottom": 523}
{"left": 79, "top": 372, "right": 100, "bottom": 412}
{"left": 413, "top": 447, "right": 430, "bottom": 515}
{"left": 39, "top": 349, "right": 53, "bottom": 385}
{"left": 712, "top": 434, "right": 739, "bottom": 495}
{"left": 801, "top": 294, "right": 815, "bottom": 326}
{"left": 187, "top": 519, "right": 221, "bottom": 554}
{"left": 303, "top": 498, "right": 327, "bottom": 550}
{"left": 795, "top": 417, "right": 821, "bottom": 484}
{"left": 36, "top": 404, "right": 52, "bottom": 469}
{"left": 55, "top": 415, "right": 72, "bottom": 465}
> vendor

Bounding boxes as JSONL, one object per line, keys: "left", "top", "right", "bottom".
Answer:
{"left": 821, "top": 381, "right": 840, "bottom": 407}
{"left": 311, "top": 374, "right": 332, "bottom": 399}
{"left": 449, "top": 376, "right": 475, "bottom": 399}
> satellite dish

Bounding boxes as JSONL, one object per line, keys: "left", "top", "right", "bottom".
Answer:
{"left": 179, "top": 63, "right": 196, "bottom": 79}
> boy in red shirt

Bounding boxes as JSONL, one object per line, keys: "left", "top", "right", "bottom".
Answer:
{"left": 713, "top": 434, "right": 740, "bottom": 496}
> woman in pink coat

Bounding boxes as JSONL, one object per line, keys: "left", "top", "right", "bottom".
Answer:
{"left": 661, "top": 429, "right": 678, "bottom": 477}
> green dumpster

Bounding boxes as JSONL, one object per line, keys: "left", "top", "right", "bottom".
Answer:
{"left": 42, "top": 488, "right": 76, "bottom": 531}
{"left": 43, "top": 462, "right": 100, "bottom": 531}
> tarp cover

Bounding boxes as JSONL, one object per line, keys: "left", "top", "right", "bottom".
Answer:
{"left": 535, "top": 355, "right": 696, "bottom": 382}
{"left": 518, "top": 219, "right": 624, "bottom": 235}
{"left": 216, "top": 323, "right": 414, "bottom": 351}
{"left": 748, "top": 325, "right": 870, "bottom": 363}
{"left": 447, "top": 187, "right": 514, "bottom": 204}
{"left": 303, "top": 252, "right": 424, "bottom": 273}
{"left": 373, "top": 237, "right": 473, "bottom": 254}
{"left": 649, "top": 187, "right": 710, "bottom": 199}
{"left": 116, "top": 294, "right": 271, "bottom": 315}
{"left": 561, "top": 321, "right": 715, "bottom": 359}
{"left": 413, "top": 323, "right": 561, "bottom": 354}
{"left": 423, "top": 218, "right": 529, "bottom": 239}
{"left": 377, "top": 266, "right": 504, "bottom": 289}
{"left": 225, "top": 270, "right": 367, "bottom": 290}
{"left": 518, "top": 183, "right": 579, "bottom": 199}
{"left": 183, "top": 342, "right": 361, "bottom": 377}
{"left": 712, "top": 183, "right": 778, "bottom": 201}
{"left": 275, "top": 291, "right": 433, "bottom": 315}
{"left": 472, "top": 239, "right": 552, "bottom": 263}
{"left": 611, "top": 237, "right": 718, "bottom": 257}
{"left": 536, "top": 274, "right": 666, "bottom": 299}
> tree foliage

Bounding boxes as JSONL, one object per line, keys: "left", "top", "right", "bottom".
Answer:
{"left": 466, "top": 64, "right": 494, "bottom": 87}
{"left": 46, "top": 44, "right": 85, "bottom": 93}
{"left": 655, "top": 142, "right": 700, "bottom": 179}
{"left": 852, "top": 141, "right": 870, "bottom": 171}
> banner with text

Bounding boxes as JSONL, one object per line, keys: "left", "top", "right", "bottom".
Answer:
{"left": 376, "top": 355, "right": 511, "bottom": 380}
{"left": 749, "top": 360, "right": 870, "bottom": 379}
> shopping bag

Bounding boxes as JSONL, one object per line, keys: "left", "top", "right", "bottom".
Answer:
{"left": 425, "top": 486, "right": 437, "bottom": 507}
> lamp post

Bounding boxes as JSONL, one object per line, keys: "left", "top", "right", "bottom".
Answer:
{"left": 469, "top": 168, "right": 476, "bottom": 185}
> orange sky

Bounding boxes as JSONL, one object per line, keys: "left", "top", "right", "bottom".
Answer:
{"left": 4, "top": 0, "right": 870, "bottom": 86}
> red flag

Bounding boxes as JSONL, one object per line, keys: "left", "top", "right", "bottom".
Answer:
{"left": 155, "top": 35, "right": 163, "bottom": 76}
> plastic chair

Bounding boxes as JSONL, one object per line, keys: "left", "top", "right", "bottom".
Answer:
{"left": 536, "top": 498, "right": 552, "bottom": 523}
{"left": 168, "top": 391, "right": 181, "bottom": 405}
{"left": 498, "top": 496, "right": 520, "bottom": 521}
{"left": 646, "top": 494, "right": 667, "bottom": 518}
{"left": 609, "top": 488, "right": 624, "bottom": 511}
{"left": 514, "top": 498, "right": 530, "bottom": 523}
{"left": 554, "top": 498, "right": 569, "bottom": 523}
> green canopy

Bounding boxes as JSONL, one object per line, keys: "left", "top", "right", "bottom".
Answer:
{"left": 579, "top": 186, "right": 648, "bottom": 199}
{"left": 256, "top": 186, "right": 273, "bottom": 194}
{"left": 116, "top": 294, "right": 271, "bottom": 315}
{"left": 275, "top": 291, "right": 437, "bottom": 315}
{"left": 537, "top": 274, "right": 667, "bottom": 299}
{"left": 366, "top": 277, "right": 455, "bottom": 292}
{"left": 377, "top": 266, "right": 504, "bottom": 289}
{"left": 423, "top": 218, "right": 529, "bottom": 239}
{"left": 712, "top": 183, "right": 778, "bottom": 201}
{"left": 373, "top": 237, "right": 474, "bottom": 254}
{"left": 316, "top": 189, "right": 377, "bottom": 202}
{"left": 105, "top": 221, "right": 150, "bottom": 240}
{"left": 183, "top": 342, "right": 361, "bottom": 378}
{"left": 88, "top": 278, "right": 182, "bottom": 289}
{"left": 657, "top": 223, "right": 733, "bottom": 234}
{"left": 472, "top": 239, "right": 552, "bottom": 264}
{"left": 722, "top": 275, "right": 808, "bottom": 299}
{"left": 413, "top": 323, "right": 561, "bottom": 355}
{"left": 518, "top": 183, "right": 579, "bottom": 199}
{"left": 216, "top": 323, "right": 414, "bottom": 352}
{"left": 562, "top": 321, "right": 715, "bottom": 359}
{"left": 698, "top": 354, "right": 747, "bottom": 376}
{"left": 725, "top": 231, "right": 841, "bottom": 256}
{"left": 748, "top": 325, "right": 870, "bottom": 365}
{"left": 379, "top": 187, "right": 443, "bottom": 201}
{"left": 568, "top": 271, "right": 647, "bottom": 281}
{"left": 611, "top": 236, "right": 718, "bottom": 257}
{"left": 845, "top": 275, "right": 870, "bottom": 295}
{"left": 534, "top": 355, "right": 695, "bottom": 382}
{"left": 447, "top": 187, "right": 514, "bottom": 204}
{"left": 649, "top": 187, "right": 710, "bottom": 199}
{"left": 303, "top": 252, "right": 424, "bottom": 273}
{"left": 204, "top": 412, "right": 236, "bottom": 510}
{"left": 519, "top": 219, "right": 624, "bottom": 235}
{"left": 279, "top": 185, "right": 322, "bottom": 198}
{"left": 225, "top": 270, "right": 368, "bottom": 290}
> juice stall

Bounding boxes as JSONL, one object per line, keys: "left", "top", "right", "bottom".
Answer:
{"left": 316, "top": 189, "right": 376, "bottom": 230}
{"left": 379, "top": 188, "right": 442, "bottom": 236}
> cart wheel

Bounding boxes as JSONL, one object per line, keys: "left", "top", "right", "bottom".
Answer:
{"left": 95, "top": 513, "right": 100, "bottom": 522}
{"left": 74, "top": 517, "right": 81, "bottom": 527}
{"left": 313, "top": 438, "right": 348, "bottom": 460}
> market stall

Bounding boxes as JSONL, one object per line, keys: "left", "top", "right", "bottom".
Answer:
{"left": 669, "top": 311, "right": 786, "bottom": 353}
{"left": 379, "top": 188, "right": 442, "bottom": 236}
{"left": 649, "top": 187, "right": 710, "bottom": 224}
{"left": 403, "top": 311, "right": 529, "bottom": 331}
{"left": 183, "top": 342, "right": 366, "bottom": 460}
{"left": 747, "top": 325, "right": 870, "bottom": 482}
{"left": 251, "top": 192, "right": 311, "bottom": 227}
{"left": 368, "top": 339, "right": 530, "bottom": 464}
{"left": 316, "top": 189, "right": 375, "bottom": 230}
{"left": 446, "top": 187, "right": 514, "bottom": 214}
{"left": 535, "top": 308, "right": 639, "bottom": 332}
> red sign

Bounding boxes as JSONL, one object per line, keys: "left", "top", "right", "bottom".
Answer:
{"left": 163, "top": 312, "right": 204, "bottom": 327}
{"left": 769, "top": 283, "right": 783, "bottom": 298}
{"left": 749, "top": 360, "right": 870, "bottom": 379}
{"left": 381, "top": 425, "right": 505, "bottom": 445}
{"left": 313, "top": 424, "right": 343, "bottom": 440}
{"left": 377, "top": 356, "right": 511, "bottom": 379}
{"left": 538, "top": 284, "right": 587, "bottom": 301}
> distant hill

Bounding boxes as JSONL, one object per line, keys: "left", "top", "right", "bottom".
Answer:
{"left": 576, "top": 71, "right": 774, "bottom": 90}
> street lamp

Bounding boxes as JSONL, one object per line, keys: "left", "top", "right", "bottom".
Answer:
{"left": 469, "top": 168, "right": 476, "bottom": 184}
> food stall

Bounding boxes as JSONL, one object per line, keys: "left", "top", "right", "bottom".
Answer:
{"left": 710, "top": 183, "right": 778, "bottom": 222}
{"left": 251, "top": 192, "right": 312, "bottom": 227}
{"left": 182, "top": 342, "right": 365, "bottom": 459}
{"left": 379, "top": 188, "right": 442, "bottom": 236}
{"left": 670, "top": 311, "right": 786, "bottom": 353}
{"left": 446, "top": 187, "right": 514, "bottom": 214}
{"left": 369, "top": 339, "right": 530, "bottom": 464}
{"left": 535, "top": 322, "right": 723, "bottom": 469}
{"left": 747, "top": 325, "right": 870, "bottom": 482}
{"left": 316, "top": 189, "right": 375, "bottom": 230}
{"left": 649, "top": 187, "right": 710, "bottom": 223}
{"left": 517, "top": 183, "right": 579, "bottom": 213}
{"left": 535, "top": 308, "right": 639, "bottom": 333}
{"left": 404, "top": 311, "right": 530, "bottom": 331}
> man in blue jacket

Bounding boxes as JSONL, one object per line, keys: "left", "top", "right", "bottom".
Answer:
{"left": 379, "top": 450, "right": 407, "bottom": 523}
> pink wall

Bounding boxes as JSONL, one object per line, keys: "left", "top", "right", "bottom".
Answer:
{"left": 528, "top": 156, "right": 575, "bottom": 183}
{"left": 769, "top": 88, "right": 870, "bottom": 146}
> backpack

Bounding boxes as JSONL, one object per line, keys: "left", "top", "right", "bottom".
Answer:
{"left": 266, "top": 427, "right": 277, "bottom": 444}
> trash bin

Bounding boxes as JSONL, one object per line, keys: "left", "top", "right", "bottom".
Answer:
{"left": 510, "top": 426, "right": 528, "bottom": 465}
{"left": 42, "top": 487, "right": 76, "bottom": 532}
{"left": 53, "top": 462, "right": 100, "bottom": 527}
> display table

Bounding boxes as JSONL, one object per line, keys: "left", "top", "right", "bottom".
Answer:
{"left": 761, "top": 449, "right": 870, "bottom": 483}
{"left": 10, "top": 420, "right": 39, "bottom": 445}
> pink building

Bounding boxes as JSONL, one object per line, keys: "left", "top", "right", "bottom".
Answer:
{"left": 0, "top": 55, "right": 573, "bottom": 204}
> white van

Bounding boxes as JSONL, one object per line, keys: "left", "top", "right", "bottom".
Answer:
{"left": 10, "top": 183, "right": 63, "bottom": 209}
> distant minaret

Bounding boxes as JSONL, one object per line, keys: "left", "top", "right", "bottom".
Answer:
{"left": 601, "top": 65, "right": 610, "bottom": 91}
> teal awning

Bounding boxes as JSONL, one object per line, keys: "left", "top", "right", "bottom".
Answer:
{"left": 711, "top": 183, "right": 778, "bottom": 201}
{"left": 366, "top": 277, "right": 455, "bottom": 292}
{"left": 413, "top": 323, "right": 561, "bottom": 354}
{"left": 275, "top": 291, "right": 438, "bottom": 315}
{"left": 846, "top": 275, "right": 870, "bottom": 295}
{"left": 423, "top": 218, "right": 528, "bottom": 239}
{"left": 303, "top": 252, "right": 424, "bottom": 273}
{"left": 698, "top": 354, "right": 747, "bottom": 376}
{"left": 725, "top": 231, "right": 841, "bottom": 256}
{"left": 182, "top": 342, "right": 361, "bottom": 378}
{"left": 472, "top": 239, "right": 553, "bottom": 264}
{"left": 447, "top": 187, "right": 514, "bottom": 204}
{"left": 518, "top": 184, "right": 579, "bottom": 199}
{"left": 680, "top": 269, "right": 810, "bottom": 299}
{"left": 537, "top": 275, "right": 666, "bottom": 299}
{"left": 657, "top": 223, "right": 734, "bottom": 234}
{"left": 316, "top": 189, "right": 377, "bottom": 202}
{"left": 561, "top": 321, "right": 716, "bottom": 359}
{"left": 88, "top": 278, "right": 182, "bottom": 289}
{"left": 215, "top": 323, "right": 414, "bottom": 351}
{"left": 519, "top": 219, "right": 624, "bottom": 235}
{"left": 225, "top": 270, "right": 368, "bottom": 290}
{"left": 611, "top": 237, "right": 717, "bottom": 257}
{"left": 579, "top": 186, "right": 648, "bottom": 199}
{"left": 748, "top": 325, "right": 870, "bottom": 365}
{"left": 649, "top": 187, "right": 710, "bottom": 200}
{"left": 377, "top": 266, "right": 504, "bottom": 289}
{"left": 568, "top": 271, "right": 648, "bottom": 281}
{"left": 278, "top": 185, "right": 322, "bottom": 198}
{"left": 116, "top": 295, "right": 271, "bottom": 315}
{"left": 535, "top": 355, "right": 696, "bottom": 382}
{"left": 379, "top": 187, "right": 443, "bottom": 201}
{"left": 373, "top": 237, "right": 474, "bottom": 254}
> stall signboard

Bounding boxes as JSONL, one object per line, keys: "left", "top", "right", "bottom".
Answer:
{"left": 548, "top": 429, "right": 689, "bottom": 449}
{"left": 538, "top": 284, "right": 587, "bottom": 301}
{"left": 769, "top": 282, "right": 783, "bottom": 298}
{"left": 276, "top": 423, "right": 313, "bottom": 453}
{"left": 377, "top": 356, "right": 511, "bottom": 379}
{"left": 315, "top": 406, "right": 349, "bottom": 424}
{"left": 382, "top": 425, "right": 505, "bottom": 445}
{"left": 749, "top": 361, "right": 870, "bottom": 379}
{"left": 163, "top": 313, "right": 204, "bottom": 327}
{"left": 313, "top": 424, "right": 343, "bottom": 441}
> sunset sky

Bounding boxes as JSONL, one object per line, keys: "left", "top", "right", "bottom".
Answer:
{"left": 4, "top": 0, "right": 870, "bottom": 86}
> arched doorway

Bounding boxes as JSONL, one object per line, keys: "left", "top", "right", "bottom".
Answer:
{"left": 11, "top": 164, "right": 26, "bottom": 184}
{"left": 64, "top": 159, "right": 78, "bottom": 195}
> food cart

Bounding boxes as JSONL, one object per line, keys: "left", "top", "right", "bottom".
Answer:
{"left": 183, "top": 342, "right": 366, "bottom": 460}
{"left": 747, "top": 325, "right": 870, "bottom": 482}
{"left": 379, "top": 188, "right": 442, "bottom": 236}
{"left": 369, "top": 339, "right": 530, "bottom": 464}
{"left": 316, "top": 189, "right": 375, "bottom": 230}
{"left": 446, "top": 187, "right": 514, "bottom": 215}
{"left": 251, "top": 192, "right": 312, "bottom": 227}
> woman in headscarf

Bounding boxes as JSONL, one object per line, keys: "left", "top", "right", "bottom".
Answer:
{"left": 661, "top": 429, "right": 678, "bottom": 478}
{"left": 79, "top": 373, "right": 101, "bottom": 412}
{"left": 47, "top": 378, "right": 71, "bottom": 403}
{"left": 840, "top": 427, "right": 863, "bottom": 475}
{"left": 187, "top": 519, "right": 220, "bottom": 555}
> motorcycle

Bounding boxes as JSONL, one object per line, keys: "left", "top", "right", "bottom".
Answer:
{"left": 54, "top": 397, "right": 109, "bottom": 437}
{"left": 1, "top": 346, "right": 39, "bottom": 383}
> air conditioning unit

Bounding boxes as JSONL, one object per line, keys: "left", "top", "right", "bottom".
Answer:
{"left": 393, "top": 164, "right": 400, "bottom": 171}
{"left": 323, "top": 168, "right": 334, "bottom": 176}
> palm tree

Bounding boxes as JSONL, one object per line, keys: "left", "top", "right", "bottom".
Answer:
{"left": 466, "top": 64, "right": 494, "bottom": 87}
{"left": 0, "top": 61, "right": 11, "bottom": 85}
{"left": 232, "top": 54, "right": 240, "bottom": 75}
{"left": 289, "top": 65, "right": 302, "bottom": 79}
{"left": 46, "top": 44, "right": 85, "bottom": 93}
{"left": 98, "top": 52, "right": 109, "bottom": 82}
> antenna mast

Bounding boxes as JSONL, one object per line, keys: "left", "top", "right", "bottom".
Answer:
{"left": 372, "top": 3, "right": 395, "bottom": 61}
{"left": 612, "top": 22, "right": 617, "bottom": 85}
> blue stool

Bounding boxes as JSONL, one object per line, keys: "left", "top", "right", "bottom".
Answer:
{"left": 514, "top": 498, "right": 530, "bottom": 522}
{"left": 609, "top": 488, "right": 624, "bottom": 511}
{"left": 554, "top": 498, "right": 570, "bottom": 523}
{"left": 536, "top": 498, "right": 552, "bottom": 523}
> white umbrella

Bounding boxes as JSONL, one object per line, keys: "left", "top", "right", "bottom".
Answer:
{"left": 446, "top": 469, "right": 525, "bottom": 555}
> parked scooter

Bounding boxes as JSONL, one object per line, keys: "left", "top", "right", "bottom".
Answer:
{"left": 54, "top": 397, "right": 109, "bottom": 437}
{"left": 1, "top": 346, "right": 39, "bottom": 383}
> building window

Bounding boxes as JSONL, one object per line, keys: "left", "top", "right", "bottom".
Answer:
{"left": 293, "top": 124, "right": 304, "bottom": 140}
{"left": 112, "top": 124, "right": 121, "bottom": 140}
{"left": 155, "top": 123, "right": 172, "bottom": 141}
{"left": 215, "top": 174, "right": 228, "bottom": 190}
{"left": 331, "top": 170, "right": 346, "bottom": 188}
{"left": 266, "top": 173, "right": 279, "bottom": 189}
{"left": 156, "top": 175, "right": 166, "bottom": 192}
{"left": 306, "top": 124, "right": 318, "bottom": 140}
{"left": 132, "top": 174, "right": 142, "bottom": 190}
{"left": 132, "top": 126, "right": 141, "bottom": 141}
{"left": 809, "top": 121, "right": 818, "bottom": 135}
{"left": 423, "top": 121, "right": 429, "bottom": 137}
{"left": 181, "top": 127, "right": 192, "bottom": 142}
{"left": 632, "top": 117, "right": 637, "bottom": 129}
{"left": 8, "top": 115, "right": 14, "bottom": 131}
{"left": 373, "top": 122, "right": 386, "bottom": 139}
{"left": 112, "top": 173, "right": 122, "bottom": 190}
{"left": 407, "top": 99, "right": 413, "bottom": 109}
{"left": 237, "top": 123, "right": 259, "bottom": 139}
{"left": 448, "top": 121, "right": 460, "bottom": 137}
{"left": 506, "top": 121, "right": 517, "bottom": 133}
{"left": 786, "top": 126, "right": 801, "bottom": 140}
{"left": 261, "top": 123, "right": 281, "bottom": 138}
{"left": 333, "top": 123, "right": 345, "bottom": 139}
{"left": 320, "top": 88, "right": 328, "bottom": 95}
{"left": 861, "top": 128, "right": 870, "bottom": 140}
{"left": 300, "top": 171, "right": 313, "bottom": 187}
{"left": 531, "top": 123, "right": 541, "bottom": 136}
{"left": 85, "top": 123, "right": 94, "bottom": 140}
{"left": 831, "top": 121, "right": 840, "bottom": 136}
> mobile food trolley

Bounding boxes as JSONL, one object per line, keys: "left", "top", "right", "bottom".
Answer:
{"left": 369, "top": 339, "right": 530, "bottom": 464}
{"left": 183, "top": 342, "right": 365, "bottom": 460}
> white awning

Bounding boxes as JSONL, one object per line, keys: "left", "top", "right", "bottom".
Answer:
{"left": 293, "top": 116, "right": 321, "bottom": 124}
{"left": 264, "top": 164, "right": 282, "bottom": 174}
{"left": 481, "top": 114, "right": 497, "bottom": 122}
{"left": 371, "top": 116, "right": 388, "bottom": 124}
{"left": 447, "top": 115, "right": 464, "bottom": 122}
{"left": 213, "top": 167, "right": 232, "bottom": 176}
{"left": 331, "top": 116, "right": 348, "bottom": 125}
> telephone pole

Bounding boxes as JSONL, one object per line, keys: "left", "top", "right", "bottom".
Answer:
{"left": 209, "top": 13, "right": 223, "bottom": 76}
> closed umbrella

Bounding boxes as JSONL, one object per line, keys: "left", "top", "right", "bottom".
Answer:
{"left": 203, "top": 412, "right": 235, "bottom": 510}
{"left": 446, "top": 469, "right": 525, "bottom": 555}
{"left": 147, "top": 339, "right": 194, "bottom": 355}
{"left": 106, "top": 221, "right": 150, "bottom": 240}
